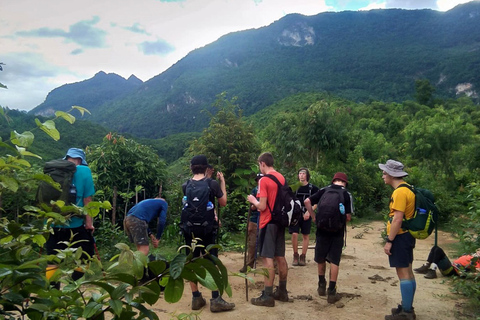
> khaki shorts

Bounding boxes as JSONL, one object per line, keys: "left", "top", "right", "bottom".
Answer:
{"left": 124, "top": 215, "right": 149, "bottom": 246}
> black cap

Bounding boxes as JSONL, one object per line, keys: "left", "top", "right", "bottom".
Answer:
{"left": 191, "top": 155, "right": 209, "bottom": 166}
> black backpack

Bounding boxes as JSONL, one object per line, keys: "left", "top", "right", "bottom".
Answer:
{"left": 36, "top": 159, "right": 77, "bottom": 211}
{"left": 316, "top": 187, "right": 346, "bottom": 232}
{"left": 264, "top": 174, "right": 303, "bottom": 228}
{"left": 180, "top": 178, "right": 215, "bottom": 238}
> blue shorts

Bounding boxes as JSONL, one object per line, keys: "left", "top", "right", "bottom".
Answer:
{"left": 389, "top": 232, "right": 416, "bottom": 268}
{"left": 259, "top": 223, "right": 286, "bottom": 258}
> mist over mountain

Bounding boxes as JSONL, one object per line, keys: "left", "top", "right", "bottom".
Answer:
{"left": 31, "top": 2, "right": 480, "bottom": 138}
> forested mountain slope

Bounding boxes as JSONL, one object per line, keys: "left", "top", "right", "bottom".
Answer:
{"left": 31, "top": 2, "right": 480, "bottom": 138}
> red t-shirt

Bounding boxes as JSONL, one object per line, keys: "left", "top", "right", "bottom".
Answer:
{"left": 257, "top": 170, "right": 285, "bottom": 229}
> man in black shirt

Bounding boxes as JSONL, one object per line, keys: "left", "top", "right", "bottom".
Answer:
{"left": 289, "top": 168, "right": 319, "bottom": 266}
{"left": 304, "top": 172, "right": 353, "bottom": 304}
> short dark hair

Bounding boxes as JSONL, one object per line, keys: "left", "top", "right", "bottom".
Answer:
{"left": 191, "top": 164, "right": 208, "bottom": 175}
{"left": 258, "top": 152, "right": 274, "bottom": 167}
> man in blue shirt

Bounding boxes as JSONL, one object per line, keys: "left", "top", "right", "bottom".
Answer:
{"left": 124, "top": 197, "right": 168, "bottom": 256}
{"left": 45, "top": 148, "right": 96, "bottom": 282}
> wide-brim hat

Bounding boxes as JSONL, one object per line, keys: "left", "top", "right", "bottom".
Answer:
{"left": 64, "top": 148, "right": 87, "bottom": 165}
{"left": 378, "top": 159, "right": 408, "bottom": 177}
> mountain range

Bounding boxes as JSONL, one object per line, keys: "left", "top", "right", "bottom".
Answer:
{"left": 30, "top": 2, "right": 480, "bottom": 139}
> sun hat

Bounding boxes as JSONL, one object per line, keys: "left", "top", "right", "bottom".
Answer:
{"left": 378, "top": 159, "right": 408, "bottom": 177}
{"left": 332, "top": 172, "right": 348, "bottom": 184}
{"left": 190, "top": 155, "right": 209, "bottom": 166}
{"left": 64, "top": 148, "right": 87, "bottom": 165}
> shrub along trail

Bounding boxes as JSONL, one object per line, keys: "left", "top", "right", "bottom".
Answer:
{"left": 155, "top": 221, "right": 465, "bottom": 319}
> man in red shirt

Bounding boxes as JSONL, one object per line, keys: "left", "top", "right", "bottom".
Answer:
{"left": 247, "top": 152, "right": 289, "bottom": 307}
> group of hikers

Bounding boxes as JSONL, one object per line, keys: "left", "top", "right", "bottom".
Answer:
{"left": 43, "top": 149, "right": 480, "bottom": 319}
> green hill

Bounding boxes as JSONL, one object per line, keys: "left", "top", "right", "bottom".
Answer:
{"left": 30, "top": 2, "right": 480, "bottom": 139}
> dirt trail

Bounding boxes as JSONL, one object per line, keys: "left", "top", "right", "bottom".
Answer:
{"left": 155, "top": 221, "right": 465, "bottom": 319}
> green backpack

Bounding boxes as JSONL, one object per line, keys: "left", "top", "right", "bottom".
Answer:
{"left": 398, "top": 184, "right": 439, "bottom": 240}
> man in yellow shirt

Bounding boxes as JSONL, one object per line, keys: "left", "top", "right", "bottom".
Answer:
{"left": 379, "top": 159, "right": 416, "bottom": 320}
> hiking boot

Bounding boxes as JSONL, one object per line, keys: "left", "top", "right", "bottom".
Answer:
{"left": 413, "top": 263, "right": 430, "bottom": 274}
{"left": 424, "top": 269, "right": 437, "bottom": 279}
{"left": 251, "top": 291, "right": 275, "bottom": 307}
{"left": 191, "top": 294, "right": 206, "bottom": 310}
{"left": 317, "top": 281, "right": 326, "bottom": 296}
{"left": 327, "top": 287, "right": 340, "bottom": 304}
{"left": 292, "top": 253, "right": 299, "bottom": 266}
{"left": 391, "top": 305, "right": 416, "bottom": 319}
{"left": 385, "top": 310, "right": 416, "bottom": 320}
{"left": 239, "top": 265, "right": 248, "bottom": 273}
{"left": 273, "top": 287, "right": 289, "bottom": 302}
{"left": 210, "top": 296, "right": 235, "bottom": 312}
{"left": 298, "top": 254, "right": 306, "bottom": 266}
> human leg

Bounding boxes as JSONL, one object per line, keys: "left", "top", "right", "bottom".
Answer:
{"left": 389, "top": 234, "right": 416, "bottom": 314}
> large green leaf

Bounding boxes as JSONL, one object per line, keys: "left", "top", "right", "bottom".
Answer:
{"left": 164, "top": 276, "right": 184, "bottom": 303}
{"left": 193, "top": 258, "right": 223, "bottom": 293}
{"left": 0, "top": 175, "right": 19, "bottom": 192}
{"left": 109, "top": 299, "right": 123, "bottom": 317}
{"left": 55, "top": 111, "right": 76, "bottom": 124}
{"left": 10, "top": 130, "right": 34, "bottom": 148}
{"left": 35, "top": 118, "right": 60, "bottom": 141}
{"left": 169, "top": 253, "right": 187, "bottom": 280}
{"left": 71, "top": 106, "right": 91, "bottom": 116}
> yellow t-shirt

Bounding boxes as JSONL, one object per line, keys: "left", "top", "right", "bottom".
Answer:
{"left": 387, "top": 184, "right": 415, "bottom": 235}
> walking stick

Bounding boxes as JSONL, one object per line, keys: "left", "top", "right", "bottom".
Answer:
{"left": 244, "top": 207, "right": 252, "bottom": 301}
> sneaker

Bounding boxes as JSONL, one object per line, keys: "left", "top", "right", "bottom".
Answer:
{"left": 317, "top": 281, "right": 326, "bottom": 296}
{"left": 391, "top": 305, "right": 416, "bottom": 319}
{"left": 191, "top": 294, "right": 206, "bottom": 310}
{"left": 385, "top": 310, "right": 416, "bottom": 320}
{"left": 299, "top": 254, "right": 306, "bottom": 266}
{"left": 424, "top": 269, "right": 437, "bottom": 279}
{"left": 251, "top": 291, "right": 275, "bottom": 307}
{"left": 292, "top": 253, "right": 299, "bottom": 266}
{"left": 210, "top": 296, "right": 235, "bottom": 312}
{"left": 327, "top": 287, "right": 340, "bottom": 304}
{"left": 273, "top": 287, "right": 289, "bottom": 302}
{"left": 413, "top": 263, "right": 430, "bottom": 274}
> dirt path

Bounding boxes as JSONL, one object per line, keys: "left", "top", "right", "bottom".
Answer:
{"left": 154, "top": 221, "right": 465, "bottom": 319}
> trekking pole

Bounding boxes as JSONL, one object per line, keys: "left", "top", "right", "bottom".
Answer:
{"left": 244, "top": 207, "right": 252, "bottom": 301}
{"left": 91, "top": 232, "right": 106, "bottom": 277}
{"left": 253, "top": 214, "right": 259, "bottom": 269}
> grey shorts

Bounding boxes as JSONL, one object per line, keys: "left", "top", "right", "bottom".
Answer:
{"left": 124, "top": 215, "right": 149, "bottom": 246}
{"left": 258, "top": 223, "right": 286, "bottom": 259}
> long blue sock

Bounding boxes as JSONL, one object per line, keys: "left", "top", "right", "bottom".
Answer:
{"left": 400, "top": 279, "right": 416, "bottom": 312}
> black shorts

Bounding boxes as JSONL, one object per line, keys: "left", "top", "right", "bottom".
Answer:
{"left": 289, "top": 216, "right": 312, "bottom": 235}
{"left": 258, "top": 223, "right": 286, "bottom": 259}
{"left": 184, "top": 231, "right": 218, "bottom": 258}
{"left": 45, "top": 226, "right": 95, "bottom": 263}
{"left": 314, "top": 230, "right": 344, "bottom": 266}
{"left": 388, "top": 232, "right": 415, "bottom": 268}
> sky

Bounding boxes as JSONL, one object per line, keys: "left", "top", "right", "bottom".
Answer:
{"left": 0, "top": 0, "right": 473, "bottom": 111}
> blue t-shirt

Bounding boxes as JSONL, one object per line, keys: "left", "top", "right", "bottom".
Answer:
{"left": 63, "top": 165, "right": 95, "bottom": 228}
{"left": 127, "top": 198, "right": 168, "bottom": 239}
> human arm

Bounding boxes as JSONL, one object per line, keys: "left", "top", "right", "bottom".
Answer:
{"left": 384, "top": 210, "right": 404, "bottom": 256}
{"left": 155, "top": 199, "right": 168, "bottom": 239}
{"left": 247, "top": 195, "right": 267, "bottom": 212}
{"left": 304, "top": 198, "right": 314, "bottom": 222}
{"left": 216, "top": 171, "right": 227, "bottom": 207}
{"left": 83, "top": 196, "right": 95, "bottom": 232}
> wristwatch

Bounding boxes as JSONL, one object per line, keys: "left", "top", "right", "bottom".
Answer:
{"left": 385, "top": 237, "right": 393, "bottom": 243}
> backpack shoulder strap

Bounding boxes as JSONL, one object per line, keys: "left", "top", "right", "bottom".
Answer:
{"left": 398, "top": 183, "right": 414, "bottom": 192}
{"left": 263, "top": 174, "right": 283, "bottom": 187}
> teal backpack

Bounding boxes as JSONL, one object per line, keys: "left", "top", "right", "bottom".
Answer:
{"left": 398, "top": 184, "right": 439, "bottom": 240}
